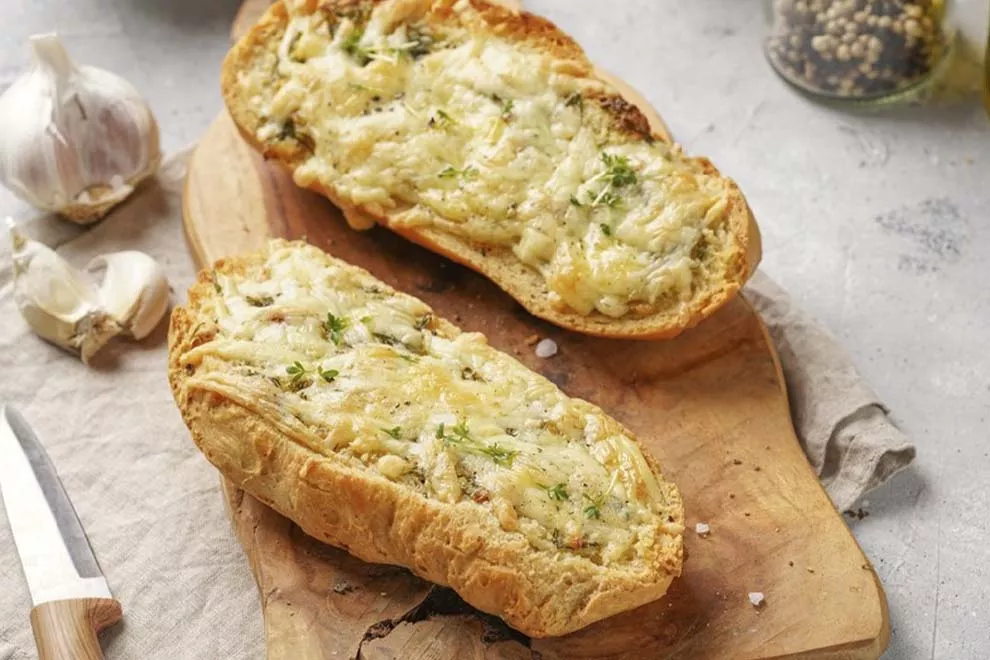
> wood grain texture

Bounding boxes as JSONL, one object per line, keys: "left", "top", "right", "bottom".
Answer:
{"left": 184, "top": 1, "right": 889, "bottom": 657}
{"left": 30, "top": 598, "right": 122, "bottom": 660}
{"left": 183, "top": 110, "right": 889, "bottom": 659}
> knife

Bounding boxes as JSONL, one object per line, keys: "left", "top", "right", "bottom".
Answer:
{"left": 0, "top": 404, "right": 122, "bottom": 660}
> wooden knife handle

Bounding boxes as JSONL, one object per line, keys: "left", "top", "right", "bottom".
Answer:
{"left": 30, "top": 598, "right": 122, "bottom": 660}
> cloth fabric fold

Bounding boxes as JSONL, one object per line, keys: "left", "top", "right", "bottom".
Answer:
{"left": 745, "top": 272, "right": 915, "bottom": 511}
{"left": 0, "top": 150, "right": 914, "bottom": 659}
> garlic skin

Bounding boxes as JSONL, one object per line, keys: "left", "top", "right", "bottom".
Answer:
{"left": 8, "top": 220, "right": 123, "bottom": 363}
{"left": 0, "top": 34, "right": 161, "bottom": 224}
{"left": 89, "top": 251, "right": 170, "bottom": 340}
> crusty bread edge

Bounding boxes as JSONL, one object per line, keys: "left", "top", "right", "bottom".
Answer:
{"left": 219, "top": 0, "right": 761, "bottom": 340}
{"left": 167, "top": 246, "right": 684, "bottom": 638}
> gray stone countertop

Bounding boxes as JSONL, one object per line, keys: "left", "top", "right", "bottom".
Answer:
{"left": 2, "top": 1, "right": 988, "bottom": 658}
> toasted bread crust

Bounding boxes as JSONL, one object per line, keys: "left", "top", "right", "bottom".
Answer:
{"left": 220, "top": 0, "right": 761, "bottom": 339}
{"left": 168, "top": 245, "right": 684, "bottom": 637}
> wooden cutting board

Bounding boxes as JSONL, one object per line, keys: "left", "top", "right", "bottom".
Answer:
{"left": 180, "top": 3, "right": 889, "bottom": 658}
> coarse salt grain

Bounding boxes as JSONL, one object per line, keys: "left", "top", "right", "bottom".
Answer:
{"left": 748, "top": 592, "right": 766, "bottom": 608}
{"left": 695, "top": 522, "right": 711, "bottom": 537}
{"left": 535, "top": 338, "right": 558, "bottom": 358}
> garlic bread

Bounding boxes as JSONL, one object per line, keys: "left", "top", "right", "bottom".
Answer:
{"left": 167, "top": 239, "right": 684, "bottom": 637}
{"left": 221, "top": 0, "right": 761, "bottom": 339}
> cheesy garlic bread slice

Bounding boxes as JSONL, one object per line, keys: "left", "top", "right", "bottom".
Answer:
{"left": 221, "top": 0, "right": 760, "bottom": 339}
{"left": 168, "top": 240, "right": 684, "bottom": 637}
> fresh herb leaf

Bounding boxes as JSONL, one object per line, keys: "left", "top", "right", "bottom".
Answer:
{"left": 438, "top": 165, "right": 477, "bottom": 180}
{"left": 319, "top": 368, "right": 339, "bottom": 383}
{"left": 286, "top": 361, "right": 307, "bottom": 382}
{"left": 480, "top": 442, "right": 518, "bottom": 467}
{"left": 246, "top": 295, "right": 274, "bottom": 307}
{"left": 211, "top": 272, "right": 222, "bottom": 294}
{"left": 451, "top": 420, "right": 471, "bottom": 441}
{"left": 414, "top": 314, "right": 433, "bottom": 330}
{"left": 323, "top": 313, "right": 348, "bottom": 345}
{"left": 565, "top": 92, "right": 583, "bottom": 108}
{"left": 586, "top": 152, "right": 637, "bottom": 208}
{"left": 600, "top": 152, "right": 637, "bottom": 188}
{"left": 372, "top": 332, "right": 398, "bottom": 346}
{"left": 382, "top": 426, "right": 402, "bottom": 439}
{"left": 595, "top": 190, "right": 622, "bottom": 208}
{"left": 569, "top": 195, "right": 583, "bottom": 208}
{"left": 430, "top": 109, "right": 455, "bottom": 129}
{"left": 583, "top": 493, "right": 604, "bottom": 520}
{"left": 546, "top": 483, "right": 569, "bottom": 501}
{"left": 600, "top": 223, "right": 612, "bottom": 236}
{"left": 499, "top": 97, "right": 514, "bottom": 120}
{"left": 341, "top": 29, "right": 371, "bottom": 66}
{"left": 398, "top": 353, "right": 418, "bottom": 363}
{"left": 437, "top": 419, "right": 470, "bottom": 446}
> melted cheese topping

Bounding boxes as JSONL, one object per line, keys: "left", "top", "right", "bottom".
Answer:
{"left": 237, "top": 0, "right": 734, "bottom": 319}
{"left": 180, "top": 241, "right": 679, "bottom": 565}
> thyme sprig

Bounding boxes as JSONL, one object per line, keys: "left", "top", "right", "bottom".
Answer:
{"left": 545, "top": 483, "right": 569, "bottom": 502}
{"left": 323, "top": 312, "right": 348, "bottom": 345}
{"left": 436, "top": 420, "right": 518, "bottom": 467}
{"left": 438, "top": 165, "right": 478, "bottom": 180}
{"left": 583, "top": 492, "right": 605, "bottom": 520}
{"left": 580, "top": 152, "right": 638, "bottom": 209}
{"left": 286, "top": 361, "right": 307, "bottom": 382}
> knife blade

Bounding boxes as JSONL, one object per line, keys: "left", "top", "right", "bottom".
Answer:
{"left": 0, "top": 404, "right": 122, "bottom": 660}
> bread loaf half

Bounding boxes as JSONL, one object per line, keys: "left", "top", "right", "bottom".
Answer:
{"left": 221, "top": 0, "right": 761, "bottom": 339}
{"left": 168, "top": 239, "right": 684, "bottom": 637}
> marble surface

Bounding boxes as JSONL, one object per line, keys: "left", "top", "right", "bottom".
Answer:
{"left": 2, "top": 1, "right": 988, "bottom": 658}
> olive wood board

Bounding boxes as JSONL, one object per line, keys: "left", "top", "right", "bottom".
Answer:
{"left": 179, "top": 2, "right": 890, "bottom": 657}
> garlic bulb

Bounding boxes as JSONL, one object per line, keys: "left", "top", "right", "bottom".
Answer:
{"left": 89, "top": 251, "right": 170, "bottom": 340}
{"left": 7, "top": 219, "right": 170, "bottom": 363}
{"left": 0, "top": 34, "right": 161, "bottom": 224}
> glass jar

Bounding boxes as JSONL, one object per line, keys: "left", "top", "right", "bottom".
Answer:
{"left": 765, "top": 0, "right": 955, "bottom": 104}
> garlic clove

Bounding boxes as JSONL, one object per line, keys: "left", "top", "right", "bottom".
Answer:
{"left": 7, "top": 218, "right": 124, "bottom": 363}
{"left": 0, "top": 34, "right": 161, "bottom": 224}
{"left": 88, "top": 251, "right": 170, "bottom": 340}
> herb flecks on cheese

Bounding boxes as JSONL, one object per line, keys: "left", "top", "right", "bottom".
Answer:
{"left": 182, "top": 242, "right": 679, "bottom": 566}
{"left": 238, "top": 0, "right": 735, "bottom": 319}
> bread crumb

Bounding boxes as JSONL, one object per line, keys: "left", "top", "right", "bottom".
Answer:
{"left": 748, "top": 592, "right": 766, "bottom": 608}
{"left": 535, "top": 338, "right": 558, "bottom": 358}
{"left": 695, "top": 522, "right": 711, "bottom": 537}
{"left": 807, "top": 567, "right": 816, "bottom": 574}
{"left": 524, "top": 334, "right": 540, "bottom": 346}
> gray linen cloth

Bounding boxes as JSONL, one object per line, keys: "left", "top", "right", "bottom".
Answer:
{"left": 0, "top": 152, "right": 913, "bottom": 659}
